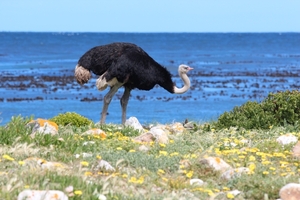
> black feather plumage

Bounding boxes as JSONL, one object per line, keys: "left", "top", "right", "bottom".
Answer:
{"left": 78, "top": 42, "right": 174, "bottom": 93}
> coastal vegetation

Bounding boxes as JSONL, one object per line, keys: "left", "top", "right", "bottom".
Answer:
{"left": 1, "top": 90, "right": 300, "bottom": 199}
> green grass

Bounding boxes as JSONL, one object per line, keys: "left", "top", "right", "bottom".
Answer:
{"left": 1, "top": 116, "right": 300, "bottom": 199}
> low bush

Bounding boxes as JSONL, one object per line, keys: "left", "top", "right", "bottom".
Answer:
{"left": 50, "top": 112, "right": 93, "bottom": 127}
{"left": 214, "top": 90, "right": 300, "bottom": 129}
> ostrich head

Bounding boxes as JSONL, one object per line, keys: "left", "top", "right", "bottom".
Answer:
{"left": 75, "top": 65, "right": 91, "bottom": 85}
{"left": 178, "top": 64, "right": 193, "bottom": 74}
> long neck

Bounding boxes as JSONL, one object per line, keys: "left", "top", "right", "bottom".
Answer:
{"left": 173, "top": 72, "right": 190, "bottom": 94}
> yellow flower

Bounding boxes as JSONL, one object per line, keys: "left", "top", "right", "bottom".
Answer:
{"left": 249, "top": 155, "right": 256, "bottom": 161}
{"left": 74, "top": 190, "right": 83, "bottom": 196}
{"left": 186, "top": 171, "right": 193, "bottom": 178}
{"left": 2, "top": 154, "right": 14, "bottom": 161}
{"left": 159, "top": 151, "right": 168, "bottom": 156}
{"left": 280, "top": 172, "right": 288, "bottom": 177}
{"left": 129, "top": 149, "right": 136, "bottom": 153}
{"left": 204, "top": 189, "right": 214, "bottom": 196}
{"left": 191, "top": 154, "right": 197, "bottom": 158}
{"left": 262, "top": 160, "right": 271, "bottom": 165}
{"left": 223, "top": 187, "right": 230, "bottom": 191}
{"left": 263, "top": 171, "right": 269, "bottom": 175}
{"left": 269, "top": 167, "right": 276, "bottom": 171}
{"left": 162, "top": 177, "right": 168, "bottom": 182}
{"left": 248, "top": 163, "right": 256, "bottom": 174}
{"left": 18, "top": 161, "right": 25, "bottom": 166}
{"left": 129, "top": 176, "right": 144, "bottom": 184}
{"left": 227, "top": 192, "right": 235, "bottom": 199}
{"left": 179, "top": 164, "right": 185, "bottom": 169}
{"left": 116, "top": 147, "right": 123, "bottom": 150}
{"left": 84, "top": 171, "right": 93, "bottom": 176}
{"left": 213, "top": 188, "right": 220, "bottom": 193}
{"left": 157, "top": 169, "right": 165, "bottom": 174}
{"left": 80, "top": 161, "right": 89, "bottom": 167}
{"left": 170, "top": 152, "right": 179, "bottom": 157}
{"left": 159, "top": 143, "right": 166, "bottom": 148}
{"left": 96, "top": 155, "right": 102, "bottom": 160}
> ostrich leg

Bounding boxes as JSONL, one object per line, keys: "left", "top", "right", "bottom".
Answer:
{"left": 120, "top": 87, "right": 131, "bottom": 124}
{"left": 100, "top": 83, "right": 122, "bottom": 124}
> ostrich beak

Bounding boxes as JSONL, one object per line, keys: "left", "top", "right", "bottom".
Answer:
{"left": 188, "top": 67, "right": 193, "bottom": 71}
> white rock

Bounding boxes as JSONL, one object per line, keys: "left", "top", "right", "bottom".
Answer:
{"left": 133, "top": 132, "right": 155, "bottom": 143}
{"left": 221, "top": 167, "right": 250, "bottom": 180}
{"left": 27, "top": 118, "right": 58, "bottom": 135}
{"left": 276, "top": 134, "right": 298, "bottom": 145}
{"left": 125, "top": 117, "right": 144, "bottom": 132}
{"left": 83, "top": 128, "right": 106, "bottom": 138}
{"left": 200, "top": 157, "right": 232, "bottom": 172}
{"left": 18, "top": 189, "right": 68, "bottom": 200}
{"left": 95, "top": 160, "right": 115, "bottom": 172}
{"left": 190, "top": 179, "right": 204, "bottom": 186}
{"left": 83, "top": 141, "right": 96, "bottom": 146}
{"left": 279, "top": 183, "right": 300, "bottom": 200}
{"left": 65, "top": 186, "right": 73, "bottom": 193}
{"left": 150, "top": 127, "right": 169, "bottom": 144}
{"left": 168, "top": 122, "right": 185, "bottom": 134}
{"left": 23, "top": 157, "right": 68, "bottom": 170}
{"left": 98, "top": 194, "right": 107, "bottom": 200}
{"left": 138, "top": 145, "right": 150, "bottom": 152}
{"left": 230, "top": 189, "right": 241, "bottom": 196}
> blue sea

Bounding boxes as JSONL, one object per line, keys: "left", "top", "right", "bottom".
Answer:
{"left": 0, "top": 32, "right": 300, "bottom": 125}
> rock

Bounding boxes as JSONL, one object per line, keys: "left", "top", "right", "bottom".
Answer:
{"left": 190, "top": 179, "right": 204, "bottom": 186}
{"left": 23, "top": 157, "right": 68, "bottom": 170}
{"left": 133, "top": 132, "right": 155, "bottom": 143}
{"left": 17, "top": 189, "right": 68, "bottom": 200}
{"left": 94, "top": 160, "right": 115, "bottom": 172}
{"left": 168, "top": 122, "right": 185, "bottom": 134}
{"left": 138, "top": 145, "right": 150, "bottom": 152}
{"left": 276, "top": 134, "right": 298, "bottom": 145}
{"left": 221, "top": 167, "right": 250, "bottom": 180}
{"left": 82, "top": 128, "right": 106, "bottom": 139}
{"left": 27, "top": 118, "right": 58, "bottom": 136}
{"left": 200, "top": 156, "right": 232, "bottom": 173}
{"left": 125, "top": 117, "right": 144, "bottom": 132}
{"left": 183, "top": 121, "right": 195, "bottom": 129}
{"left": 292, "top": 141, "right": 300, "bottom": 158}
{"left": 279, "top": 183, "right": 300, "bottom": 200}
{"left": 150, "top": 127, "right": 169, "bottom": 144}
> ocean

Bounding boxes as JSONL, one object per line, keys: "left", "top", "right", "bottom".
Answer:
{"left": 0, "top": 32, "right": 300, "bottom": 125}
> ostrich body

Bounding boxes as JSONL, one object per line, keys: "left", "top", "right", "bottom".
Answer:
{"left": 75, "top": 42, "right": 192, "bottom": 124}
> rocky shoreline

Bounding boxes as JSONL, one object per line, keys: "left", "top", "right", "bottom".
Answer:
{"left": 1, "top": 66, "right": 300, "bottom": 103}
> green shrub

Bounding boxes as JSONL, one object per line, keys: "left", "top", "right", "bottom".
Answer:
{"left": 50, "top": 112, "right": 93, "bottom": 127}
{"left": 214, "top": 90, "right": 300, "bottom": 130}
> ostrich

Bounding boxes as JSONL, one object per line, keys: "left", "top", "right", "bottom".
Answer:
{"left": 75, "top": 42, "right": 193, "bottom": 124}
